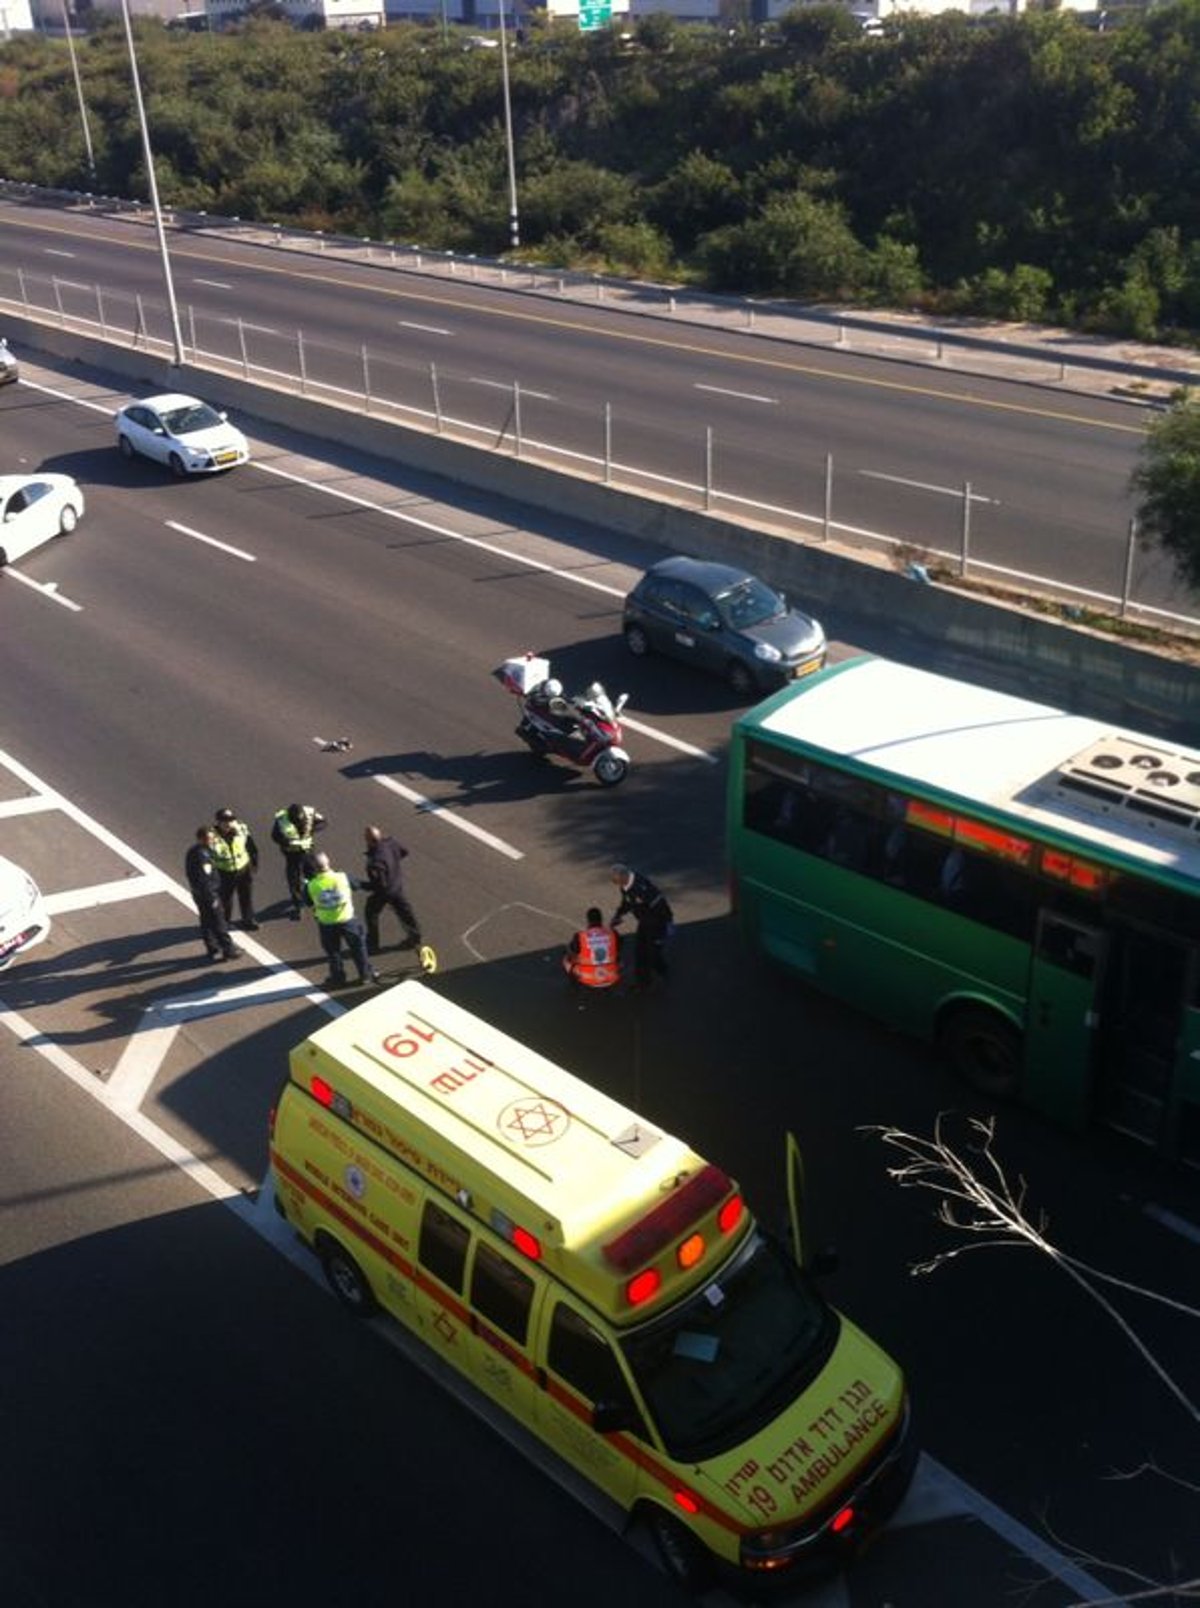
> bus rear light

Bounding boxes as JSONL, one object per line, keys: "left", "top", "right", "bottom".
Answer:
{"left": 676, "top": 1233, "right": 705, "bottom": 1270}
{"left": 717, "top": 1194, "right": 744, "bottom": 1234}
{"left": 626, "top": 1268, "right": 661, "bottom": 1306}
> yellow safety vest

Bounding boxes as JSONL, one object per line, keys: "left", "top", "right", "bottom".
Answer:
{"left": 275, "top": 808, "right": 316, "bottom": 853}
{"left": 307, "top": 869, "right": 353, "bottom": 925}
{"left": 210, "top": 823, "right": 251, "bottom": 874}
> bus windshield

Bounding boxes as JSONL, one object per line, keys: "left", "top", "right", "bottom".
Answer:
{"left": 619, "top": 1231, "right": 837, "bottom": 1462}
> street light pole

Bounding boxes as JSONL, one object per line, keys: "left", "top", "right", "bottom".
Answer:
{"left": 119, "top": 0, "right": 185, "bottom": 367}
{"left": 497, "top": 0, "right": 520, "bottom": 252}
{"left": 62, "top": 1, "right": 97, "bottom": 189}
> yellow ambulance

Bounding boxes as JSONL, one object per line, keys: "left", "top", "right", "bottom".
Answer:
{"left": 269, "top": 981, "right": 916, "bottom": 1591}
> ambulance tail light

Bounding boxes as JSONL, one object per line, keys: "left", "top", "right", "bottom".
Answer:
{"left": 626, "top": 1268, "right": 661, "bottom": 1306}
{"left": 717, "top": 1194, "right": 744, "bottom": 1235}
{"left": 672, "top": 1487, "right": 700, "bottom": 1516}
{"left": 311, "top": 1075, "right": 335, "bottom": 1108}
{"left": 831, "top": 1505, "right": 856, "bottom": 1536}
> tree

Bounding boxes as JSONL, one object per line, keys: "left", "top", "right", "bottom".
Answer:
{"left": 872, "top": 1115, "right": 1200, "bottom": 1604}
{"left": 1130, "top": 393, "right": 1200, "bottom": 595}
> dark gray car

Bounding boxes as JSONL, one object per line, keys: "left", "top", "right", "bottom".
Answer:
{"left": 623, "top": 555, "right": 826, "bottom": 697}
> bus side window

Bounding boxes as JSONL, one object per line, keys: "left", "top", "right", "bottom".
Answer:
{"left": 547, "top": 1302, "right": 648, "bottom": 1437}
{"left": 471, "top": 1242, "right": 535, "bottom": 1345}
{"left": 418, "top": 1200, "right": 470, "bottom": 1293}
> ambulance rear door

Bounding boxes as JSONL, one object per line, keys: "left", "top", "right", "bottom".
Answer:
{"left": 532, "top": 1292, "right": 644, "bottom": 1510}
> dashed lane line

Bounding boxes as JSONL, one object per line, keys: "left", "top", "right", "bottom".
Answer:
{"left": 373, "top": 773, "right": 524, "bottom": 860}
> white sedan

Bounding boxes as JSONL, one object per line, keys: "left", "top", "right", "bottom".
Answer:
{"left": 0, "top": 473, "right": 84, "bottom": 566}
{"left": 0, "top": 855, "right": 50, "bottom": 970}
{"left": 115, "top": 393, "right": 250, "bottom": 477}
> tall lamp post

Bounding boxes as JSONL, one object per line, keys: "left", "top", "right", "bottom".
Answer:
{"left": 62, "top": 1, "right": 97, "bottom": 189}
{"left": 119, "top": 0, "right": 185, "bottom": 367}
{"left": 497, "top": 0, "right": 520, "bottom": 252}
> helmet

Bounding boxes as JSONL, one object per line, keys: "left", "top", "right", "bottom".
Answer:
{"left": 584, "top": 682, "right": 605, "bottom": 702}
{"left": 215, "top": 807, "right": 235, "bottom": 824}
{"left": 544, "top": 678, "right": 563, "bottom": 699}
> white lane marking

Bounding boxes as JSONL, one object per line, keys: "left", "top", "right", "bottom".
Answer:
{"left": 400, "top": 319, "right": 453, "bottom": 337}
{"left": 694, "top": 383, "right": 778, "bottom": 405}
{"left": 44, "top": 248, "right": 76, "bottom": 259}
{"left": 859, "top": 469, "right": 1000, "bottom": 505}
{"left": 372, "top": 774, "right": 524, "bottom": 861}
{"left": 1, "top": 569, "right": 83, "bottom": 611}
{"left": 469, "top": 376, "right": 556, "bottom": 402}
{"left": 918, "top": 1455, "right": 1114, "bottom": 1603}
{"left": 219, "top": 318, "right": 278, "bottom": 335}
{"left": 1144, "top": 1203, "right": 1200, "bottom": 1245}
{"left": 621, "top": 715, "right": 716, "bottom": 764}
{"left": 42, "top": 876, "right": 168, "bottom": 915}
{"left": 194, "top": 278, "right": 234, "bottom": 290}
{"left": 165, "top": 520, "right": 256, "bottom": 562}
{"left": 0, "top": 794, "right": 59, "bottom": 818}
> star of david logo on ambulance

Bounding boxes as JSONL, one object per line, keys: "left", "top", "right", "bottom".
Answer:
{"left": 499, "top": 1097, "right": 569, "bottom": 1147}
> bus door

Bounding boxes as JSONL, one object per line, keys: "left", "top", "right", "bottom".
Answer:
{"left": 1025, "top": 911, "right": 1106, "bottom": 1129}
{"left": 1095, "top": 924, "right": 1191, "bottom": 1151}
{"left": 532, "top": 1295, "right": 643, "bottom": 1509}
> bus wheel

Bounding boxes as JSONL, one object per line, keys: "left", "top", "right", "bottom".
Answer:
{"left": 645, "top": 1507, "right": 713, "bottom": 1595}
{"left": 940, "top": 1008, "right": 1021, "bottom": 1099}
{"left": 317, "top": 1237, "right": 378, "bottom": 1318}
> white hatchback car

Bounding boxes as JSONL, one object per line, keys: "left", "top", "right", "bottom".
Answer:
{"left": 115, "top": 393, "right": 250, "bottom": 477}
{"left": 0, "top": 473, "right": 84, "bottom": 566}
{"left": 0, "top": 855, "right": 50, "bottom": 970}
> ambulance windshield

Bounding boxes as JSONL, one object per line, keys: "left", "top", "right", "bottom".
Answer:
{"left": 619, "top": 1231, "right": 836, "bottom": 1462}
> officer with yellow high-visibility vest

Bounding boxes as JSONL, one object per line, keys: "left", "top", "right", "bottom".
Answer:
{"left": 305, "top": 850, "right": 379, "bottom": 989}
{"left": 272, "top": 802, "right": 326, "bottom": 920}
{"left": 211, "top": 807, "right": 259, "bottom": 931}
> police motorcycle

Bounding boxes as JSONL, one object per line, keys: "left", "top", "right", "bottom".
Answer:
{"left": 495, "top": 654, "right": 631, "bottom": 788}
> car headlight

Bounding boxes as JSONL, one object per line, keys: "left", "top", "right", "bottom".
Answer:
{"left": 754, "top": 642, "right": 783, "bottom": 663}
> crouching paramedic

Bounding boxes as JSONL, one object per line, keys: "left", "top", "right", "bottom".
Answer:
{"left": 562, "top": 906, "right": 621, "bottom": 988}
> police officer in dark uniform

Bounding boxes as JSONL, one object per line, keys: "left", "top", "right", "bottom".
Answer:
{"left": 610, "top": 863, "right": 674, "bottom": 990}
{"left": 185, "top": 826, "right": 239, "bottom": 962}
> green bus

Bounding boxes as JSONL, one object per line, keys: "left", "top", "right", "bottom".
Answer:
{"left": 728, "top": 656, "right": 1200, "bottom": 1167}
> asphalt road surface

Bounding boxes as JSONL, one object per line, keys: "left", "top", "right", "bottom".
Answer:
{"left": 1, "top": 360, "right": 1198, "bottom": 1608}
{"left": 0, "top": 194, "right": 1180, "bottom": 620}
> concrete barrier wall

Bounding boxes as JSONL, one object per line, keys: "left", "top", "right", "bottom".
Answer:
{"left": 11, "top": 314, "right": 1200, "bottom": 738}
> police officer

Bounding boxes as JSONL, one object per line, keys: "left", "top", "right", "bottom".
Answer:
{"left": 185, "top": 826, "right": 239, "bottom": 963}
{"left": 306, "top": 850, "right": 378, "bottom": 989}
{"left": 211, "top": 807, "right": 259, "bottom": 931}
{"left": 360, "top": 825, "right": 423, "bottom": 955}
{"left": 272, "top": 802, "right": 326, "bottom": 920}
{"left": 562, "top": 907, "right": 621, "bottom": 989}
{"left": 610, "top": 864, "right": 674, "bottom": 990}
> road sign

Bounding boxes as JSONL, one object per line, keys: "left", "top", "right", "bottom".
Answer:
{"left": 578, "top": 0, "right": 612, "bottom": 30}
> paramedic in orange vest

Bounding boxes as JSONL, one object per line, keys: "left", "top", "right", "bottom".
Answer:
{"left": 563, "top": 907, "right": 621, "bottom": 989}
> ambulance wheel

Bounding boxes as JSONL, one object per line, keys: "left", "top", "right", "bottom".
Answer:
{"left": 318, "top": 1237, "right": 378, "bottom": 1317}
{"left": 645, "top": 1508, "right": 712, "bottom": 1594}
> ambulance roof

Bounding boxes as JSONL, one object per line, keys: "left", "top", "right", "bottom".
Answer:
{"left": 291, "top": 982, "right": 745, "bottom": 1320}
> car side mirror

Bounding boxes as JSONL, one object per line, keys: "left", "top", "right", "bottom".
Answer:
{"left": 614, "top": 693, "right": 629, "bottom": 715}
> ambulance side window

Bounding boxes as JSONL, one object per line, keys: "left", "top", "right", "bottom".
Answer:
{"left": 418, "top": 1200, "right": 470, "bottom": 1293}
{"left": 547, "top": 1302, "right": 646, "bottom": 1433}
{"left": 470, "top": 1242, "right": 535, "bottom": 1345}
